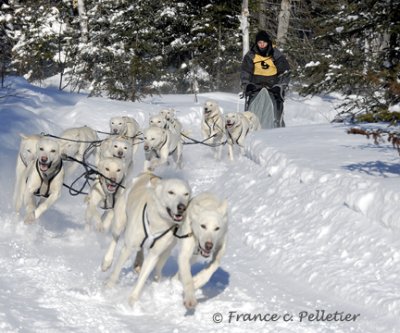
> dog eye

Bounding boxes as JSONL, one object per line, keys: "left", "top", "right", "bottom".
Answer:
{"left": 114, "top": 145, "right": 118, "bottom": 148}
{"left": 117, "top": 169, "right": 121, "bottom": 172}
{"left": 51, "top": 149, "right": 56, "bottom": 153}
{"left": 201, "top": 224, "right": 206, "bottom": 229}
{"left": 184, "top": 193, "right": 189, "bottom": 196}
{"left": 39, "top": 147, "right": 44, "bottom": 151}
{"left": 215, "top": 227, "right": 220, "bottom": 231}
{"left": 168, "top": 190, "right": 174, "bottom": 195}
{"left": 106, "top": 167, "right": 110, "bottom": 171}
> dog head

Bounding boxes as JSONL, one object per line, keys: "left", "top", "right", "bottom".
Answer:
{"left": 160, "top": 108, "right": 176, "bottom": 121}
{"left": 189, "top": 194, "right": 228, "bottom": 258}
{"left": 98, "top": 157, "right": 125, "bottom": 193}
{"left": 224, "top": 112, "right": 240, "bottom": 130}
{"left": 151, "top": 177, "right": 191, "bottom": 224}
{"left": 36, "top": 138, "right": 61, "bottom": 173}
{"left": 19, "top": 134, "right": 40, "bottom": 166}
{"left": 149, "top": 114, "right": 167, "bottom": 129}
{"left": 110, "top": 116, "right": 128, "bottom": 135}
{"left": 143, "top": 127, "right": 167, "bottom": 152}
{"left": 109, "top": 136, "right": 132, "bottom": 160}
{"left": 203, "top": 100, "right": 220, "bottom": 119}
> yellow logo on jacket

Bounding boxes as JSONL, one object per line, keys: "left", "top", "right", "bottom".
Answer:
{"left": 253, "top": 54, "right": 277, "bottom": 76}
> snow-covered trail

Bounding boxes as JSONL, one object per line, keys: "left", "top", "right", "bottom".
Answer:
{"left": 1, "top": 77, "right": 400, "bottom": 332}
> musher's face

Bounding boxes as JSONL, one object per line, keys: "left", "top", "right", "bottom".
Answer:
{"left": 257, "top": 40, "right": 268, "bottom": 49}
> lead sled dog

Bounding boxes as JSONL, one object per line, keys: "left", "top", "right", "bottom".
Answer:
{"left": 102, "top": 172, "right": 192, "bottom": 305}
{"left": 201, "top": 100, "right": 225, "bottom": 160}
{"left": 177, "top": 192, "right": 228, "bottom": 309}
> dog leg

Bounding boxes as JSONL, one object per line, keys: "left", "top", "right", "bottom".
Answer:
{"left": 227, "top": 143, "right": 234, "bottom": 161}
{"left": 133, "top": 249, "right": 144, "bottom": 273}
{"left": 128, "top": 251, "right": 160, "bottom": 305}
{"left": 193, "top": 239, "right": 226, "bottom": 290}
{"left": 102, "top": 237, "right": 118, "bottom": 272}
{"left": 105, "top": 243, "right": 134, "bottom": 288}
{"left": 178, "top": 237, "right": 197, "bottom": 309}
{"left": 101, "top": 210, "right": 114, "bottom": 232}
{"left": 34, "top": 172, "right": 64, "bottom": 220}
{"left": 23, "top": 192, "right": 37, "bottom": 224}
{"left": 13, "top": 158, "right": 26, "bottom": 213}
{"left": 85, "top": 195, "right": 103, "bottom": 231}
{"left": 153, "top": 241, "right": 175, "bottom": 282}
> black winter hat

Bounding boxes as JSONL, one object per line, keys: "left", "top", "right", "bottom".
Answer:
{"left": 255, "top": 30, "right": 271, "bottom": 43}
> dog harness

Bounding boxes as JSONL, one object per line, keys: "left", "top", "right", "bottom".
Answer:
{"left": 33, "top": 159, "right": 63, "bottom": 198}
{"left": 204, "top": 114, "right": 223, "bottom": 137}
{"left": 140, "top": 204, "right": 193, "bottom": 249}
{"left": 140, "top": 204, "right": 176, "bottom": 249}
{"left": 99, "top": 176, "right": 123, "bottom": 210}
{"left": 226, "top": 124, "right": 250, "bottom": 147}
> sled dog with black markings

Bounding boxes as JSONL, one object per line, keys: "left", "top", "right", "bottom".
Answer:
{"left": 224, "top": 112, "right": 251, "bottom": 161}
{"left": 178, "top": 192, "right": 228, "bottom": 309}
{"left": 102, "top": 172, "right": 192, "bottom": 305}
{"left": 142, "top": 126, "right": 183, "bottom": 171}
{"left": 201, "top": 100, "right": 225, "bottom": 160}
{"left": 16, "top": 137, "right": 65, "bottom": 224}
{"left": 85, "top": 157, "right": 125, "bottom": 232}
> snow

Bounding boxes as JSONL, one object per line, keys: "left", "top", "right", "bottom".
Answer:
{"left": 1, "top": 76, "right": 400, "bottom": 333}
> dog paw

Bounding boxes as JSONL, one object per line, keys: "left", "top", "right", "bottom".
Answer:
{"left": 183, "top": 295, "right": 197, "bottom": 309}
{"left": 104, "top": 279, "right": 116, "bottom": 289}
{"left": 24, "top": 212, "right": 36, "bottom": 224}
{"left": 101, "top": 259, "right": 112, "bottom": 272}
{"left": 128, "top": 294, "right": 138, "bottom": 306}
{"left": 96, "top": 223, "right": 105, "bottom": 233}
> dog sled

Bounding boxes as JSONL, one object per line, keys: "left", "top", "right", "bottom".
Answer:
{"left": 244, "top": 84, "right": 287, "bottom": 129}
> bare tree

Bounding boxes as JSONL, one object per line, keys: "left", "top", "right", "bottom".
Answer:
{"left": 277, "top": 0, "right": 291, "bottom": 47}
{"left": 239, "top": 0, "right": 250, "bottom": 58}
{"left": 76, "top": 0, "right": 88, "bottom": 43}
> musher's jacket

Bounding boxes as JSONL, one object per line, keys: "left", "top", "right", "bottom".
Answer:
{"left": 241, "top": 44, "right": 290, "bottom": 89}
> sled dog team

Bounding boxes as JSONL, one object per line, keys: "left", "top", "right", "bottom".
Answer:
{"left": 13, "top": 101, "right": 259, "bottom": 308}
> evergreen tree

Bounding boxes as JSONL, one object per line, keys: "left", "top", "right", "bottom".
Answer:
{"left": 297, "top": 0, "right": 400, "bottom": 115}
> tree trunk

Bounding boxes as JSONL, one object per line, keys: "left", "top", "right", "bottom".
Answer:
{"left": 77, "top": 0, "right": 88, "bottom": 43}
{"left": 258, "top": 0, "right": 267, "bottom": 30}
{"left": 240, "top": 0, "right": 250, "bottom": 58}
{"left": 277, "top": 0, "right": 291, "bottom": 47}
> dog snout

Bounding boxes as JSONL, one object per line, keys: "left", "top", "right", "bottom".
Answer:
{"left": 112, "top": 128, "right": 118, "bottom": 134}
{"left": 117, "top": 150, "right": 123, "bottom": 157}
{"left": 40, "top": 156, "right": 48, "bottom": 163}
{"left": 177, "top": 203, "right": 186, "bottom": 213}
{"left": 205, "top": 241, "right": 213, "bottom": 251}
{"left": 144, "top": 145, "right": 149, "bottom": 151}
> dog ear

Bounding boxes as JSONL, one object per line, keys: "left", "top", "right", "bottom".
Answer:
{"left": 218, "top": 199, "right": 228, "bottom": 216}
{"left": 149, "top": 174, "right": 161, "bottom": 187}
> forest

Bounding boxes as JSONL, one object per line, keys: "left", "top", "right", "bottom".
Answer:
{"left": 1, "top": 0, "right": 399, "bottom": 116}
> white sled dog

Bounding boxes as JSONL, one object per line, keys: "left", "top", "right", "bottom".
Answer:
{"left": 85, "top": 157, "right": 125, "bottom": 232}
{"left": 201, "top": 100, "right": 225, "bottom": 160}
{"left": 149, "top": 114, "right": 168, "bottom": 129}
{"left": 96, "top": 136, "right": 134, "bottom": 178}
{"left": 160, "top": 108, "right": 183, "bottom": 135}
{"left": 102, "top": 172, "right": 192, "bottom": 305}
{"left": 243, "top": 111, "right": 261, "bottom": 131}
{"left": 224, "top": 112, "right": 251, "bottom": 161}
{"left": 142, "top": 126, "right": 183, "bottom": 171}
{"left": 13, "top": 134, "right": 41, "bottom": 212}
{"left": 178, "top": 192, "right": 228, "bottom": 309}
{"left": 109, "top": 116, "right": 141, "bottom": 155}
{"left": 60, "top": 126, "right": 99, "bottom": 175}
{"left": 16, "top": 137, "right": 65, "bottom": 224}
